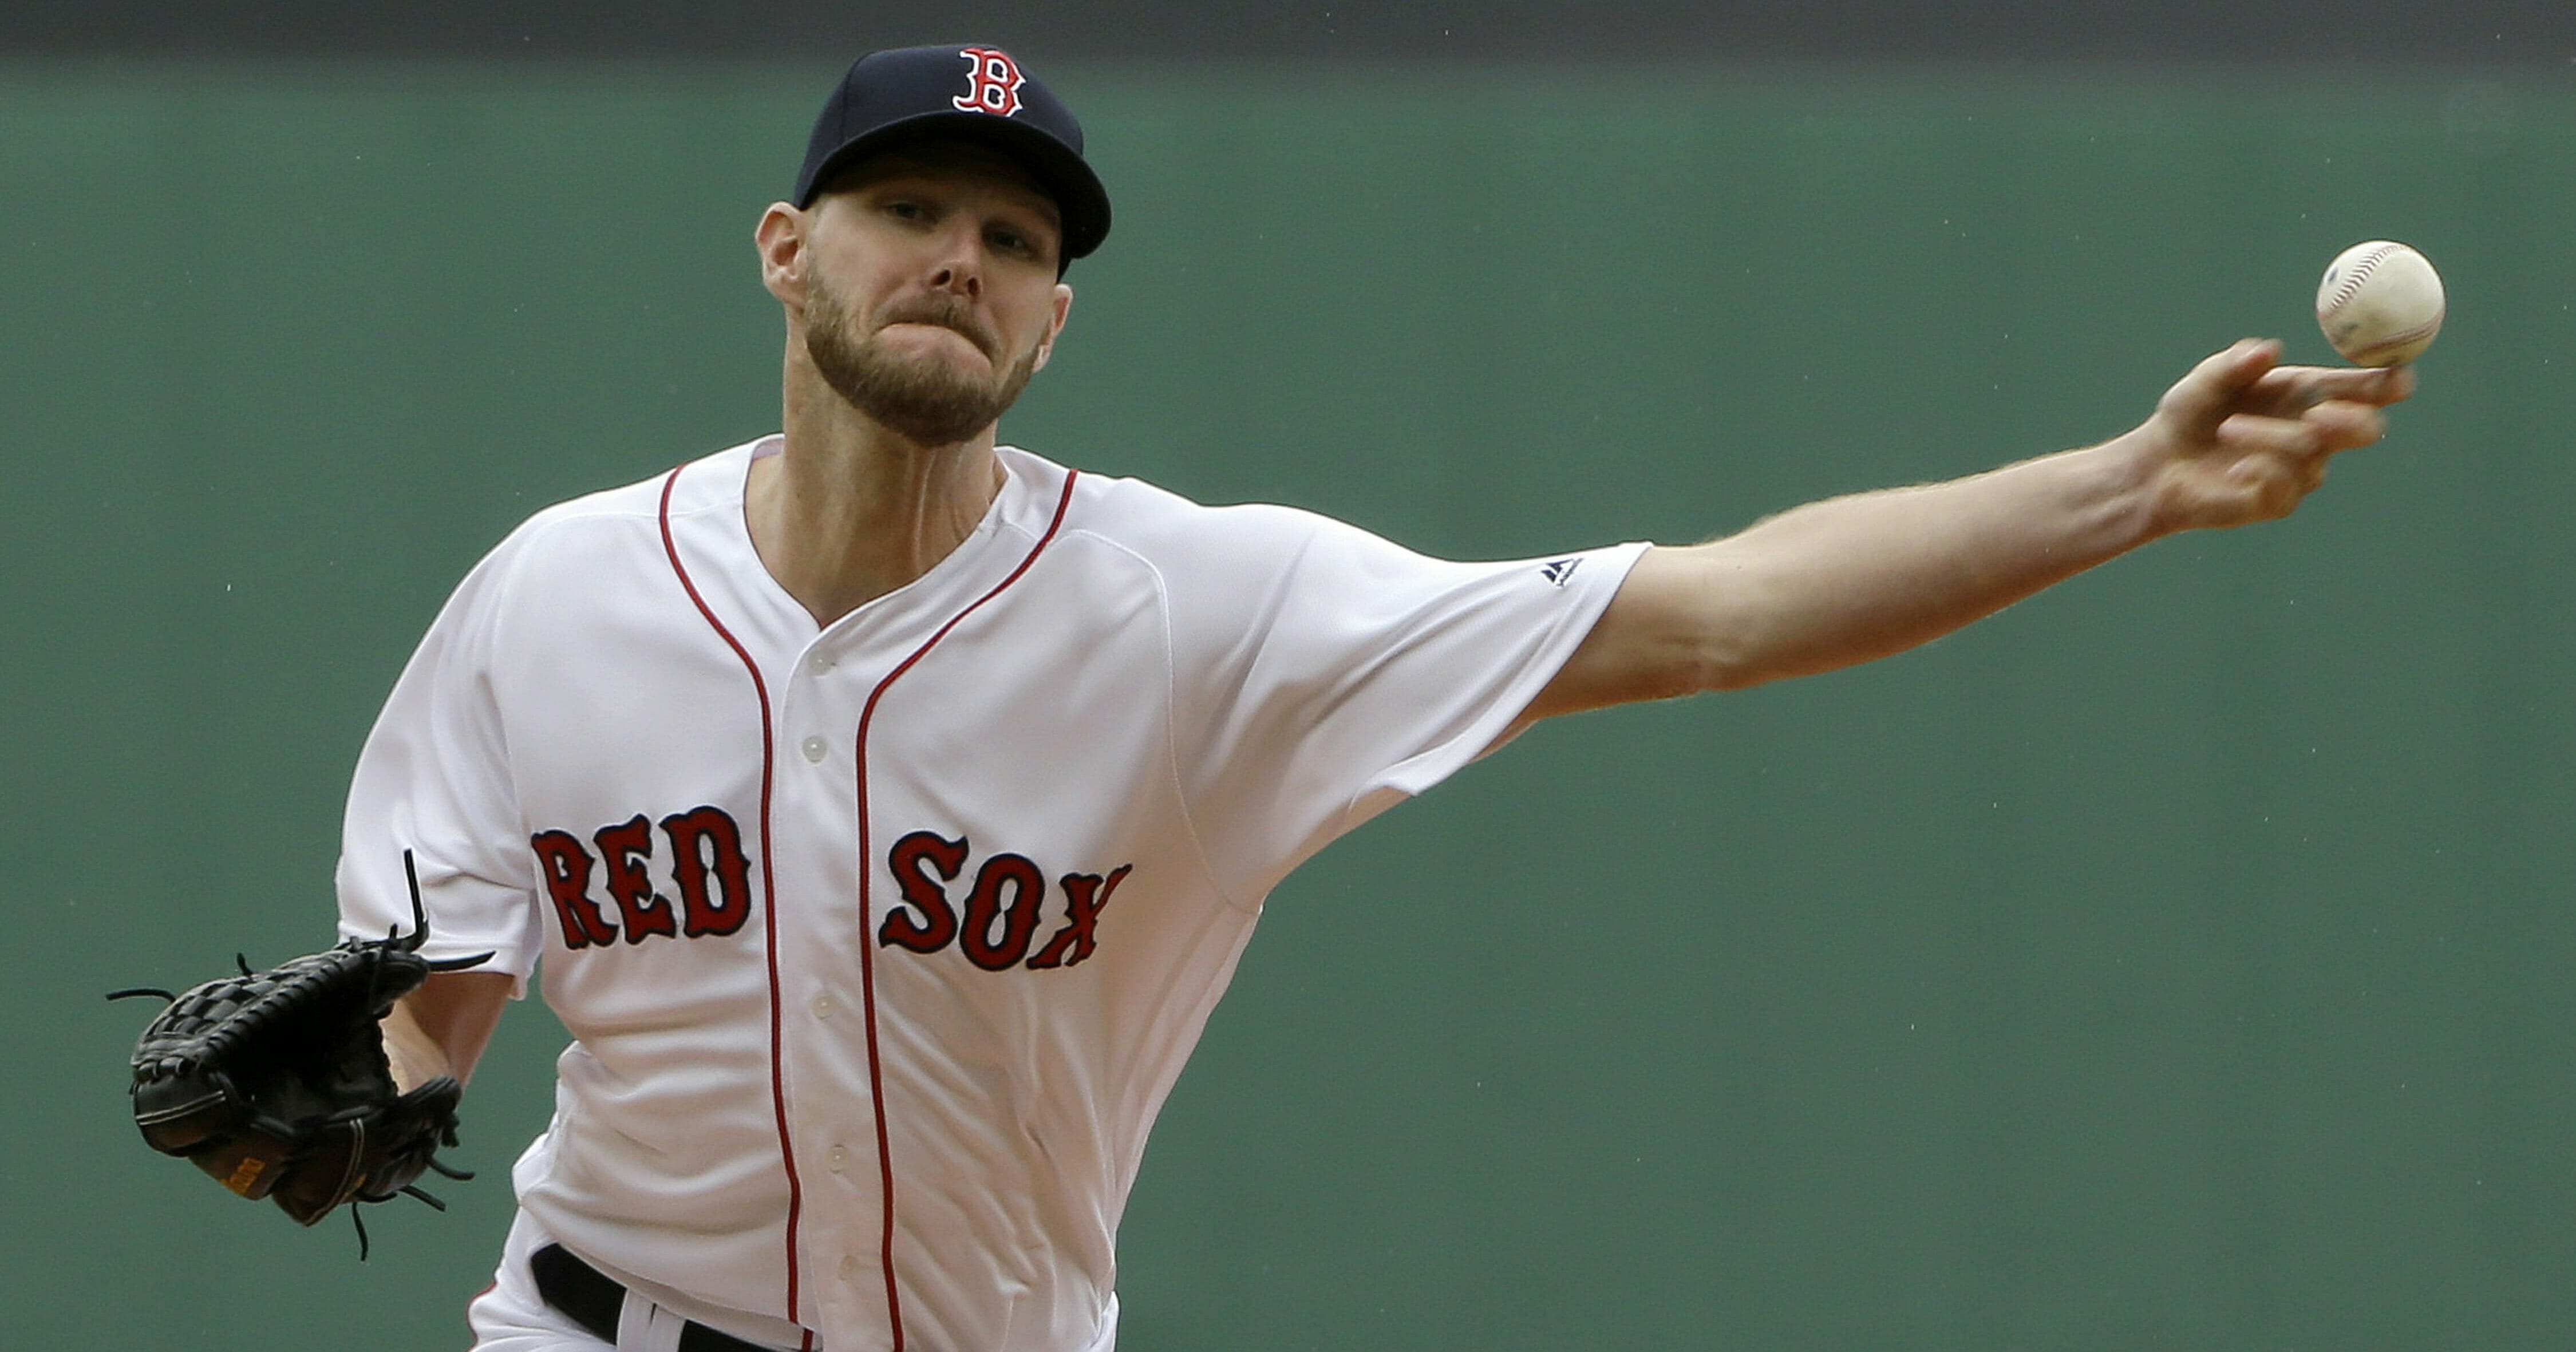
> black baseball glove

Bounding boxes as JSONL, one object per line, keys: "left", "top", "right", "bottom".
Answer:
{"left": 112, "top": 852, "right": 492, "bottom": 1248}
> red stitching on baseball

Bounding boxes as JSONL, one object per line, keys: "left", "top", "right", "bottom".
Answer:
{"left": 2344, "top": 314, "right": 2441, "bottom": 363}
{"left": 2321, "top": 243, "right": 2401, "bottom": 317}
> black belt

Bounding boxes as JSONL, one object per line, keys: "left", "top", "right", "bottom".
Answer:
{"left": 530, "top": 1242, "right": 795, "bottom": 1352}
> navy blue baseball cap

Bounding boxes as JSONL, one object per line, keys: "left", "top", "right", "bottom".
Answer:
{"left": 793, "top": 44, "right": 1112, "bottom": 263}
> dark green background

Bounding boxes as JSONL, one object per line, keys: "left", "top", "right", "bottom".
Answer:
{"left": 6, "top": 60, "right": 2570, "bottom": 1349}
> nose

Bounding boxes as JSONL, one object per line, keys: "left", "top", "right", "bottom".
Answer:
{"left": 927, "top": 221, "right": 983, "bottom": 301}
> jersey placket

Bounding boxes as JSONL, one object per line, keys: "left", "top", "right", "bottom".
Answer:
{"left": 771, "top": 631, "right": 899, "bottom": 1342}
{"left": 788, "top": 469, "right": 1079, "bottom": 1350}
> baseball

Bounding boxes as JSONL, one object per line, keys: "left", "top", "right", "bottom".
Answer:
{"left": 2316, "top": 240, "right": 2444, "bottom": 366}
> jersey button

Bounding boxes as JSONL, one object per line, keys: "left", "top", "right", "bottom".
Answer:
{"left": 827, "top": 1145, "right": 849, "bottom": 1173}
{"left": 800, "top": 735, "right": 827, "bottom": 763}
{"left": 811, "top": 994, "right": 833, "bottom": 1019}
{"left": 808, "top": 652, "right": 834, "bottom": 675}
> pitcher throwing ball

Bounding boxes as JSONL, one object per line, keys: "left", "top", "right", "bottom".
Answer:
{"left": 338, "top": 42, "right": 2414, "bottom": 1352}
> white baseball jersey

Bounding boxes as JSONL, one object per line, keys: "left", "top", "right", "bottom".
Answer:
{"left": 338, "top": 435, "right": 1646, "bottom": 1351}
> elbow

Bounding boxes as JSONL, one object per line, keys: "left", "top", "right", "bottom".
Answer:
{"left": 1587, "top": 543, "right": 1799, "bottom": 703}
{"left": 1672, "top": 559, "right": 1784, "bottom": 695}
{"left": 1687, "top": 631, "right": 1775, "bottom": 695}
{"left": 1631, "top": 614, "right": 1769, "bottom": 699}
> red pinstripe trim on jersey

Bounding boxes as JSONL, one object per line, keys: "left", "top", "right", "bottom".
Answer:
{"left": 464, "top": 1277, "right": 496, "bottom": 1339}
{"left": 657, "top": 463, "right": 809, "bottom": 1330}
{"left": 853, "top": 466, "right": 1080, "bottom": 1351}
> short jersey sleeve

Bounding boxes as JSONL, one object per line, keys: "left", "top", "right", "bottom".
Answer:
{"left": 1160, "top": 504, "right": 1647, "bottom": 902}
{"left": 334, "top": 529, "right": 546, "bottom": 989}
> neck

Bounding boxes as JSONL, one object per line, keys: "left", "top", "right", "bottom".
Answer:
{"left": 745, "top": 358, "right": 1006, "bottom": 628}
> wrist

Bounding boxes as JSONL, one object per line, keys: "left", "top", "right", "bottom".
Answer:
{"left": 381, "top": 1007, "right": 453, "bottom": 1094}
{"left": 2087, "top": 427, "right": 2179, "bottom": 545}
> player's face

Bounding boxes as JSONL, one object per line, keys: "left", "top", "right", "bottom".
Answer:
{"left": 790, "top": 148, "right": 1072, "bottom": 445}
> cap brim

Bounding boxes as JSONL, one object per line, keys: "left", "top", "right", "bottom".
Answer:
{"left": 795, "top": 110, "right": 1111, "bottom": 262}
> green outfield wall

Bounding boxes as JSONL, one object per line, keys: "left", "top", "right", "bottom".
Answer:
{"left": 5, "top": 61, "right": 2571, "bottom": 1350}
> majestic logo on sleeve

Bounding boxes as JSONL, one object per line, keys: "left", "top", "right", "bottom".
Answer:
{"left": 952, "top": 46, "right": 1028, "bottom": 117}
{"left": 881, "top": 831, "right": 1131, "bottom": 971}
{"left": 530, "top": 807, "right": 754, "bottom": 949}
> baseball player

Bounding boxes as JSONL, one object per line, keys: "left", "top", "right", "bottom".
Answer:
{"left": 339, "top": 43, "right": 2413, "bottom": 1352}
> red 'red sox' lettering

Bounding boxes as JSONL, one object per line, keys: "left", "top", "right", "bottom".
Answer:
{"left": 959, "top": 853, "right": 1046, "bottom": 972}
{"left": 882, "top": 830, "right": 967, "bottom": 953}
{"left": 881, "top": 831, "right": 1131, "bottom": 971}
{"left": 661, "top": 805, "right": 754, "bottom": 937}
{"left": 1026, "top": 864, "right": 1129, "bottom": 970}
{"left": 594, "top": 814, "right": 679, "bottom": 943}
{"left": 528, "top": 806, "right": 754, "bottom": 950}
{"left": 534, "top": 829, "right": 618, "bottom": 948}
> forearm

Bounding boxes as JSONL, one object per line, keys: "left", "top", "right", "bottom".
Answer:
{"left": 1678, "top": 432, "right": 2165, "bottom": 690}
{"left": 1523, "top": 343, "right": 2404, "bottom": 725}
{"left": 383, "top": 970, "right": 513, "bottom": 1093}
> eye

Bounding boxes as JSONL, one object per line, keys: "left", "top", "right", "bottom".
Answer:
{"left": 990, "top": 220, "right": 1061, "bottom": 267}
{"left": 884, "top": 200, "right": 930, "bottom": 223}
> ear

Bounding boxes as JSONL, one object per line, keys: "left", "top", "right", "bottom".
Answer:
{"left": 1032, "top": 282, "right": 1074, "bottom": 373}
{"left": 755, "top": 202, "right": 809, "bottom": 309}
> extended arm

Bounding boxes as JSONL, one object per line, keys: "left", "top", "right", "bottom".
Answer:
{"left": 1523, "top": 340, "right": 2413, "bottom": 721}
{"left": 384, "top": 971, "right": 514, "bottom": 1093}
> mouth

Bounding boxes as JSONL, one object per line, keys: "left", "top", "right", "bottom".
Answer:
{"left": 878, "top": 309, "right": 997, "bottom": 362}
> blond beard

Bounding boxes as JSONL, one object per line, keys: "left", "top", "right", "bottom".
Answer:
{"left": 802, "top": 276, "right": 1041, "bottom": 446}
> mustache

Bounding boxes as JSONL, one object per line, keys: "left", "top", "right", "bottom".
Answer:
{"left": 874, "top": 298, "right": 999, "bottom": 359}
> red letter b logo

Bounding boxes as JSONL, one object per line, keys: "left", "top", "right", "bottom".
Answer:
{"left": 953, "top": 46, "right": 1026, "bottom": 117}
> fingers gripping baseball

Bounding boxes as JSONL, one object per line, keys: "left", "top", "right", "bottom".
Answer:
{"left": 2141, "top": 339, "right": 2411, "bottom": 530}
